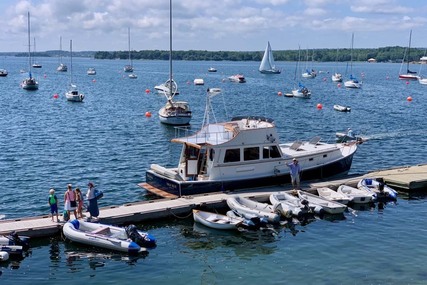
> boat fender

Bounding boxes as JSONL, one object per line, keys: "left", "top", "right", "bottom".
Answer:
{"left": 0, "top": 251, "right": 9, "bottom": 261}
{"left": 70, "top": 219, "right": 80, "bottom": 230}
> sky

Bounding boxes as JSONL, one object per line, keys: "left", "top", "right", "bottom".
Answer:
{"left": 1, "top": 0, "right": 427, "bottom": 52}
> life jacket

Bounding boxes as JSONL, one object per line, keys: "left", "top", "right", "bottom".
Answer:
{"left": 49, "top": 194, "right": 57, "bottom": 205}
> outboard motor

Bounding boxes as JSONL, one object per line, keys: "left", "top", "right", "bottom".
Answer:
{"left": 8, "top": 232, "right": 30, "bottom": 251}
{"left": 125, "top": 225, "right": 156, "bottom": 248}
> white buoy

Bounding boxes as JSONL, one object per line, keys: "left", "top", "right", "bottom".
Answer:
{"left": 0, "top": 251, "right": 9, "bottom": 261}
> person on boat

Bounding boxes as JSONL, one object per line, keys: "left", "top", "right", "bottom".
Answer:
{"left": 64, "top": 184, "right": 78, "bottom": 221}
{"left": 347, "top": 128, "right": 354, "bottom": 137}
{"left": 287, "top": 158, "right": 302, "bottom": 189}
{"left": 86, "top": 182, "right": 99, "bottom": 221}
{"left": 48, "top": 188, "right": 59, "bottom": 222}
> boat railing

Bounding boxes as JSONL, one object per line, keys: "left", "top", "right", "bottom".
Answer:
{"left": 173, "top": 126, "right": 235, "bottom": 145}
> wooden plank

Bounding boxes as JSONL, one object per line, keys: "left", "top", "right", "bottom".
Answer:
{"left": 138, "top": 183, "right": 178, "bottom": 199}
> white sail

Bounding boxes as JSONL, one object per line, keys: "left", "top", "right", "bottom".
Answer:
{"left": 259, "top": 41, "right": 280, "bottom": 74}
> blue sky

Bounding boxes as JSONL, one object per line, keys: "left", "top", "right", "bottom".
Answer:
{"left": 1, "top": 0, "right": 427, "bottom": 52}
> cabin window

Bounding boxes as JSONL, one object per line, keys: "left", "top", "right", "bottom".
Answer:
{"left": 244, "top": 147, "right": 259, "bottom": 161}
{"left": 224, "top": 149, "right": 240, "bottom": 163}
{"left": 185, "top": 145, "right": 199, "bottom": 159}
{"left": 209, "top": 149, "right": 215, "bottom": 161}
{"left": 262, "top": 145, "right": 281, "bottom": 159}
{"left": 323, "top": 154, "right": 327, "bottom": 158}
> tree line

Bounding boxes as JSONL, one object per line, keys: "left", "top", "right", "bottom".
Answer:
{"left": 94, "top": 46, "right": 426, "bottom": 63}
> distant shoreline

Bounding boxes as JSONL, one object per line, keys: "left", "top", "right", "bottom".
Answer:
{"left": 2, "top": 46, "right": 426, "bottom": 63}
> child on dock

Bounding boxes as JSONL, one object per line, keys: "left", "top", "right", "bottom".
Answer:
{"left": 48, "top": 188, "right": 60, "bottom": 222}
{"left": 75, "top": 188, "right": 84, "bottom": 219}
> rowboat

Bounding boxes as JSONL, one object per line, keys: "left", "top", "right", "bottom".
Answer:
{"left": 63, "top": 220, "right": 156, "bottom": 254}
{"left": 226, "top": 196, "right": 280, "bottom": 224}
{"left": 193, "top": 209, "right": 242, "bottom": 230}
{"left": 269, "top": 191, "right": 310, "bottom": 218}
{"left": 333, "top": 104, "right": 351, "bottom": 112}
{"left": 337, "top": 184, "right": 375, "bottom": 204}
{"left": 316, "top": 187, "right": 351, "bottom": 205}
{"left": 297, "top": 190, "right": 347, "bottom": 215}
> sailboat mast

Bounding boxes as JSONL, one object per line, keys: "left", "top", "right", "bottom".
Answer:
{"left": 128, "top": 27, "right": 132, "bottom": 66}
{"left": 69, "top": 40, "right": 73, "bottom": 85}
{"left": 27, "top": 12, "right": 32, "bottom": 77}
{"left": 350, "top": 33, "right": 354, "bottom": 74}
{"left": 169, "top": 0, "right": 173, "bottom": 98}
{"left": 407, "top": 30, "right": 412, "bottom": 72}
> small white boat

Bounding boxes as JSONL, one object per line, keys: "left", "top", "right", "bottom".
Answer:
{"left": 418, "top": 77, "right": 427, "bottom": 85}
{"left": 302, "top": 69, "right": 316, "bottom": 78}
{"left": 226, "top": 196, "right": 280, "bottom": 224}
{"left": 63, "top": 219, "right": 156, "bottom": 254}
{"left": 344, "top": 77, "right": 362, "bottom": 89}
{"left": 208, "top": 67, "right": 217, "bottom": 72}
{"left": 193, "top": 78, "right": 204, "bottom": 85}
{"left": 357, "top": 178, "right": 398, "bottom": 201}
{"left": 292, "top": 84, "right": 311, "bottom": 98}
{"left": 228, "top": 74, "right": 246, "bottom": 83}
{"left": 193, "top": 209, "right": 242, "bottom": 230}
{"left": 0, "top": 69, "right": 8, "bottom": 77}
{"left": 269, "top": 191, "right": 310, "bottom": 218}
{"left": 331, "top": 72, "right": 343, "bottom": 82}
{"left": 337, "top": 184, "right": 374, "bottom": 204}
{"left": 297, "top": 190, "right": 347, "bottom": 215}
{"left": 335, "top": 131, "right": 367, "bottom": 144}
{"left": 333, "top": 104, "right": 351, "bottom": 112}
{"left": 87, "top": 67, "right": 96, "bottom": 75}
{"left": 128, "top": 73, "right": 137, "bottom": 79}
{"left": 316, "top": 187, "right": 351, "bottom": 205}
{"left": 0, "top": 233, "right": 30, "bottom": 250}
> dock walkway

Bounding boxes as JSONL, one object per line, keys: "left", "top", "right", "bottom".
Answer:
{"left": 1, "top": 164, "right": 426, "bottom": 238}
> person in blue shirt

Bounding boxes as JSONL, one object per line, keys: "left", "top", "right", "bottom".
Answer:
{"left": 288, "top": 158, "right": 302, "bottom": 189}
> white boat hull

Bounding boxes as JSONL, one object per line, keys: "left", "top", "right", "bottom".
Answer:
{"left": 226, "top": 196, "right": 280, "bottom": 224}
{"left": 316, "top": 187, "right": 351, "bottom": 205}
{"left": 297, "top": 190, "right": 347, "bottom": 214}
{"left": 269, "top": 192, "right": 309, "bottom": 218}
{"left": 357, "top": 178, "right": 397, "bottom": 200}
{"left": 193, "top": 209, "right": 242, "bottom": 230}
{"left": 337, "top": 185, "right": 374, "bottom": 204}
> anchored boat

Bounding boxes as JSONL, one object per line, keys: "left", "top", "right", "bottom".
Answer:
{"left": 144, "top": 111, "right": 357, "bottom": 198}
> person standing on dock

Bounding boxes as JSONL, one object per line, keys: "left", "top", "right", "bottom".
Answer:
{"left": 64, "top": 184, "right": 78, "bottom": 221}
{"left": 288, "top": 158, "right": 302, "bottom": 189}
{"left": 48, "top": 188, "right": 59, "bottom": 222}
{"left": 86, "top": 182, "right": 99, "bottom": 221}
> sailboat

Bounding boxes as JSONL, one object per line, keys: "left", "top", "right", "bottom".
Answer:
{"left": 124, "top": 27, "right": 134, "bottom": 73}
{"left": 21, "top": 12, "right": 39, "bottom": 91}
{"left": 331, "top": 48, "right": 343, "bottom": 82}
{"left": 65, "top": 40, "right": 84, "bottom": 102}
{"left": 57, "top": 36, "right": 68, "bottom": 72}
{"left": 32, "top": 38, "right": 42, "bottom": 68}
{"left": 399, "top": 30, "right": 418, "bottom": 80}
{"left": 158, "top": 0, "right": 192, "bottom": 125}
{"left": 301, "top": 49, "right": 316, "bottom": 78}
{"left": 291, "top": 46, "right": 311, "bottom": 98}
{"left": 259, "top": 41, "right": 280, "bottom": 74}
{"left": 344, "top": 33, "right": 362, "bottom": 89}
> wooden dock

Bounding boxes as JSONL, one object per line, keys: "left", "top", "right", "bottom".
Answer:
{"left": 1, "top": 164, "right": 426, "bottom": 239}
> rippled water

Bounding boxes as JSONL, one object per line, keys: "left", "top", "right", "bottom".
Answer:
{"left": 1, "top": 57, "right": 427, "bottom": 284}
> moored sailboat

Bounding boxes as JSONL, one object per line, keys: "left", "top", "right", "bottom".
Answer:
{"left": 21, "top": 12, "right": 38, "bottom": 91}
{"left": 344, "top": 33, "right": 362, "bottom": 89}
{"left": 124, "top": 27, "right": 134, "bottom": 73}
{"left": 259, "top": 41, "right": 280, "bottom": 74}
{"left": 57, "top": 36, "right": 67, "bottom": 72}
{"left": 65, "top": 40, "right": 84, "bottom": 102}
{"left": 399, "top": 30, "right": 418, "bottom": 80}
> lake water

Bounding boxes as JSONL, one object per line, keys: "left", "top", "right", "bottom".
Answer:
{"left": 1, "top": 57, "right": 427, "bottom": 284}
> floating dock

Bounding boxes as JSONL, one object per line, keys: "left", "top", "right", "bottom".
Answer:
{"left": 1, "top": 164, "right": 426, "bottom": 238}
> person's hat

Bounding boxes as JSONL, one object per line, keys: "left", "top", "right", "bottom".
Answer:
{"left": 88, "top": 182, "right": 94, "bottom": 187}
{"left": 348, "top": 128, "right": 351, "bottom": 130}
{"left": 293, "top": 158, "right": 297, "bottom": 161}
{"left": 49, "top": 188, "right": 55, "bottom": 194}
{"left": 67, "top": 184, "right": 72, "bottom": 188}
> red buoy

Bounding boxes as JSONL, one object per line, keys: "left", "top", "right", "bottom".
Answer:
{"left": 53, "top": 94, "right": 59, "bottom": 99}
{"left": 145, "top": 89, "right": 150, "bottom": 94}
{"left": 145, "top": 111, "right": 152, "bottom": 117}
{"left": 407, "top": 96, "right": 412, "bottom": 102}
{"left": 317, "top": 103, "right": 323, "bottom": 110}
{"left": 277, "top": 91, "right": 282, "bottom": 96}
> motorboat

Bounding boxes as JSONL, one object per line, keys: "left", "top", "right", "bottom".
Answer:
{"left": 337, "top": 184, "right": 375, "bottom": 204}
{"left": 418, "top": 77, "right": 427, "bottom": 85}
{"left": 259, "top": 41, "right": 281, "bottom": 74}
{"left": 0, "top": 69, "right": 8, "bottom": 77}
{"left": 155, "top": 79, "right": 180, "bottom": 95}
{"left": 269, "top": 191, "right": 310, "bottom": 218}
{"left": 331, "top": 72, "right": 343, "bottom": 82}
{"left": 302, "top": 69, "right": 316, "bottom": 78}
{"left": 63, "top": 219, "right": 156, "bottom": 254}
{"left": 226, "top": 196, "right": 280, "bottom": 224}
{"left": 208, "top": 67, "right": 217, "bottom": 72}
{"left": 193, "top": 209, "right": 242, "bottom": 230}
{"left": 297, "top": 190, "right": 347, "bottom": 215}
{"left": 129, "top": 73, "right": 138, "bottom": 79}
{"left": 87, "top": 67, "right": 96, "bottom": 75}
{"left": 316, "top": 187, "right": 351, "bottom": 205}
{"left": 0, "top": 232, "right": 30, "bottom": 250}
{"left": 333, "top": 104, "right": 351, "bottom": 112}
{"left": 292, "top": 84, "right": 311, "bottom": 98}
{"left": 194, "top": 78, "right": 204, "bottom": 85}
{"left": 228, "top": 74, "right": 246, "bottom": 83}
{"left": 65, "top": 40, "right": 84, "bottom": 102}
{"left": 21, "top": 12, "right": 39, "bottom": 91}
{"left": 144, "top": 113, "right": 358, "bottom": 197}
{"left": 335, "top": 129, "right": 367, "bottom": 143}
{"left": 357, "top": 178, "right": 398, "bottom": 201}
{"left": 226, "top": 210, "right": 264, "bottom": 229}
